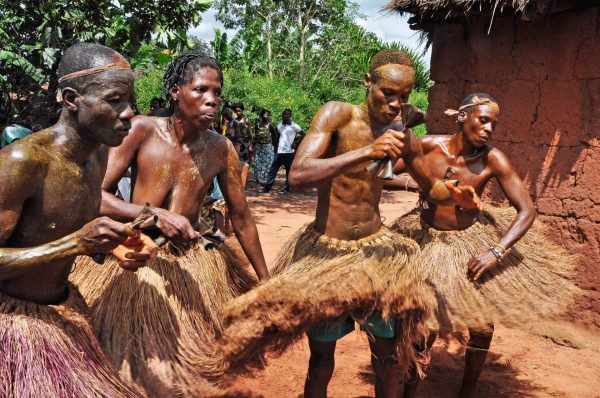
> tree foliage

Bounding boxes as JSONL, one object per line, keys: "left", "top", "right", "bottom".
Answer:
{"left": 209, "top": 0, "right": 432, "bottom": 134}
{"left": 0, "top": 0, "right": 210, "bottom": 126}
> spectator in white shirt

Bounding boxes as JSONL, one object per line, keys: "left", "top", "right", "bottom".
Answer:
{"left": 264, "top": 108, "right": 303, "bottom": 192}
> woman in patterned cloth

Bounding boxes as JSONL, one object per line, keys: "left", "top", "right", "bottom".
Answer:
{"left": 252, "top": 108, "right": 278, "bottom": 185}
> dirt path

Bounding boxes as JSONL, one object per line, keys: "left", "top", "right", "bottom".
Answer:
{"left": 228, "top": 179, "right": 600, "bottom": 397}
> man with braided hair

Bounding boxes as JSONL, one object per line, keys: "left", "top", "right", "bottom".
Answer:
{"left": 70, "top": 52, "right": 269, "bottom": 397}
{"left": 208, "top": 49, "right": 480, "bottom": 397}
{"left": 0, "top": 42, "right": 157, "bottom": 397}
{"left": 386, "top": 93, "right": 579, "bottom": 397}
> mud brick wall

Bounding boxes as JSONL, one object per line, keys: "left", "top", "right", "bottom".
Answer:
{"left": 426, "top": 7, "right": 600, "bottom": 327}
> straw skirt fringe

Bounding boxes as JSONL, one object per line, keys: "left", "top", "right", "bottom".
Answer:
{"left": 206, "top": 223, "right": 436, "bottom": 383}
{"left": 70, "top": 240, "right": 256, "bottom": 397}
{"left": 0, "top": 284, "right": 140, "bottom": 398}
{"left": 391, "top": 206, "right": 579, "bottom": 334}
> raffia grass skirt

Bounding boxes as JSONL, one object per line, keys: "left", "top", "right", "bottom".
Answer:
{"left": 206, "top": 223, "right": 436, "bottom": 384}
{"left": 70, "top": 240, "right": 256, "bottom": 397}
{"left": 0, "top": 284, "right": 140, "bottom": 398}
{"left": 391, "top": 206, "right": 579, "bottom": 334}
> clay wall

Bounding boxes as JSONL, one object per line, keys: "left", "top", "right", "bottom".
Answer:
{"left": 426, "top": 6, "right": 600, "bottom": 327}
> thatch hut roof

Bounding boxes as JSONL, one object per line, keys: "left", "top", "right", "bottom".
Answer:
{"left": 385, "top": 0, "right": 598, "bottom": 27}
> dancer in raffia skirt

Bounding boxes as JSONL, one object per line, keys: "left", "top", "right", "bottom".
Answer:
{"left": 386, "top": 93, "right": 579, "bottom": 398}
{"left": 0, "top": 42, "right": 159, "bottom": 397}
{"left": 208, "top": 50, "right": 481, "bottom": 398}
{"left": 70, "top": 52, "right": 270, "bottom": 397}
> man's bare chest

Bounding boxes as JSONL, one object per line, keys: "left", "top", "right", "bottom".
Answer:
{"left": 15, "top": 170, "right": 101, "bottom": 244}
{"left": 427, "top": 151, "right": 491, "bottom": 191}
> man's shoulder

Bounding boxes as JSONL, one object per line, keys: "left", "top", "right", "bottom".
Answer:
{"left": 315, "top": 101, "right": 355, "bottom": 127}
{"left": 486, "top": 145, "right": 511, "bottom": 169}
{"left": 0, "top": 132, "right": 54, "bottom": 176}
{"left": 319, "top": 101, "right": 354, "bottom": 115}
{"left": 419, "top": 134, "right": 448, "bottom": 152}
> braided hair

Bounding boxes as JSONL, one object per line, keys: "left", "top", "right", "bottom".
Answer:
{"left": 162, "top": 52, "right": 223, "bottom": 106}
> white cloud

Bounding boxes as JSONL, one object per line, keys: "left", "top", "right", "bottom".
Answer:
{"left": 187, "top": 1, "right": 430, "bottom": 64}
{"left": 187, "top": 7, "right": 234, "bottom": 42}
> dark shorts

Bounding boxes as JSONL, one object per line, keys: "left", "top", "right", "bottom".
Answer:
{"left": 307, "top": 313, "right": 397, "bottom": 342}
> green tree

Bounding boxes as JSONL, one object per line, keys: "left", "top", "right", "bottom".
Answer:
{"left": 215, "top": 0, "right": 280, "bottom": 79}
{"left": 0, "top": 0, "right": 210, "bottom": 126}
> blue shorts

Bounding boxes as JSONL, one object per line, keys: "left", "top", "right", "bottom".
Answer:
{"left": 307, "top": 313, "right": 397, "bottom": 342}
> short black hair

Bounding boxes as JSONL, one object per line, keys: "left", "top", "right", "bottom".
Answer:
{"left": 460, "top": 93, "right": 497, "bottom": 107}
{"left": 460, "top": 93, "right": 498, "bottom": 114}
{"left": 369, "top": 49, "right": 413, "bottom": 83}
{"left": 259, "top": 108, "right": 270, "bottom": 118}
{"left": 163, "top": 52, "right": 223, "bottom": 100}
{"left": 234, "top": 103, "right": 244, "bottom": 111}
{"left": 222, "top": 108, "right": 234, "bottom": 118}
{"left": 282, "top": 108, "right": 292, "bottom": 114}
{"left": 57, "top": 43, "right": 127, "bottom": 91}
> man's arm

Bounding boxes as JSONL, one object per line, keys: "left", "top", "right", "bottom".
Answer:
{"left": 218, "top": 141, "right": 269, "bottom": 281}
{"left": 468, "top": 149, "right": 536, "bottom": 281}
{"left": 289, "top": 102, "right": 404, "bottom": 190}
{"left": 100, "top": 117, "right": 197, "bottom": 241}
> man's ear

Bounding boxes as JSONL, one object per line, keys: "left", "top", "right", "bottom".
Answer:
{"left": 61, "top": 87, "right": 80, "bottom": 112}
{"left": 457, "top": 110, "right": 468, "bottom": 123}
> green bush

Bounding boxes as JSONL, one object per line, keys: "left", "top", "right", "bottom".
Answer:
{"left": 134, "top": 69, "right": 165, "bottom": 114}
{"left": 223, "top": 71, "right": 321, "bottom": 130}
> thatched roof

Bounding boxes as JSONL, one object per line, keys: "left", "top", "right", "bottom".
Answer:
{"left": 385, "top": 0, "right": 597, "bottom": 25}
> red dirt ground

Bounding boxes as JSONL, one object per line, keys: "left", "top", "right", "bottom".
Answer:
{"left": 226, "top": 179, "right": 600, "bottom": 398}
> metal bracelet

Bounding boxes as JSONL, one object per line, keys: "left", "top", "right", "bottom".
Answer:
{"left": 489, "top": 246, "right": 503, "bottom": 261}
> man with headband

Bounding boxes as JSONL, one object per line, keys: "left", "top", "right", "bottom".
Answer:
{"left": 206, "top": 49, "right": 481, "bottom": 397}
{"left": 0, "top": 42, "right": 157, "bottom": 396}
{"left": 387, "top": 93, "right": 578, "bottom": 397}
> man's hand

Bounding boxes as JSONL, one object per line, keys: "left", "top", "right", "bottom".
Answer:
{"left": 153, "top": 208, "right": 200, "bottom": 242}
{"left": 111, "top": 233, "right": 158, "bottom": 272}
{"left": 467, "top": 250, "right": 499, "bottom": 282}
{"left": 366, "top": 129, "right": 405, "bottom": 160}
{"left": 445, "top": 181, "right": 483, "bottom": 210}
{"left": 77, "top": 217, "right": 137, "bottom": 254}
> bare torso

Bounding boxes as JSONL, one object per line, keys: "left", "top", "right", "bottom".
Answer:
{"left": 129, "top": 116, "right": 228, "bottom": 219}
{"left": 0, "top": 131, "right": 106, "bottom": 303}
{"left": 419, "top": 135, "right": 494, "bottom": 230}
{"left": 313, "top": 105, "right": 387, "bottom": 240}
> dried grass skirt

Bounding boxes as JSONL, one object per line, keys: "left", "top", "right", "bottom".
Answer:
{"left": 0, "top": 284, "right": 140, "bottom": 398}
{"left": 206, "top": 223, "right": 436, "bottom": 383}
{"left": 70, "top": 240, "right": 256, "bottom": 397}
{"left": 391, "top": 206, "right": 579, "bottom": 334}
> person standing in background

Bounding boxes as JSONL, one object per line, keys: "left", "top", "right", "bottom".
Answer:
{"left": 263, "top": 108, "right": 303, "bottom": 192}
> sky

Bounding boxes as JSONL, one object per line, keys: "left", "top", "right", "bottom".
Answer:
{"left": 187, "top": 0, "right": 431, "bottom": 65}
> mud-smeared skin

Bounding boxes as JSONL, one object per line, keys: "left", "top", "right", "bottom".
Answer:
{"left": 290, "top": 64, "right": 455, "bottom": 241}
{"left": 100, "top": 67, "right": 269, "bottom": 280}
{"left": 0, "top": 68, "right": 134, "bottom": 304}
{"left": 396, "top": 104, "right": 535, "bottom": 246}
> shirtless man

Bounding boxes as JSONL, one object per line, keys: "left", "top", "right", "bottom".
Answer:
{"left": 0, "top": 42, "right": 155, "bottom": 396}
{"left": 388, "top": 93, "right": 577, "bottom": 397}
{"left": 70, "top": 52, "right": 269, "bottom": 396}
{"left": 288, "top": 50, "right": 479, "bottom": 398}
